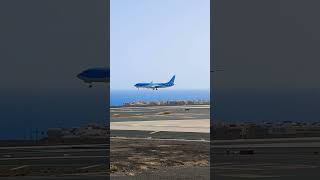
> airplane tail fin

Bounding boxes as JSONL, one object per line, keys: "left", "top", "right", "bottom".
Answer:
{"left": 167, "top": 75, "right": 175, "bottom": 85}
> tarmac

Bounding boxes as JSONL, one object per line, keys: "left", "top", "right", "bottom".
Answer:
{"left": 110, "top": 105, "right": 210, "bottom": 133}
{"left": 111, "top": 119, "right": 209, "bottom": 133}
{"left": 111, "top": 166, "right": 210, "bottom": 180}
{"left": 0, "top": 144, "right": 108, "bottom": 178}
{"left": 1, "top": 138, "right": 320, "bottom": 179}
{"left": 212, "top": 138, "right": 320, "bottom": 180}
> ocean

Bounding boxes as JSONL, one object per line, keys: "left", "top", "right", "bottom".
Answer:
{"left": 110, "top": 89, "right": 210, "bottom": 106}
{"left": 0, "top": 88, "right": 108, "bottom": 140}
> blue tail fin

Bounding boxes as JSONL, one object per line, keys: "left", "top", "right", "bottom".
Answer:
{"left": 167, "top": 75, "right": 175, "bottom": 85}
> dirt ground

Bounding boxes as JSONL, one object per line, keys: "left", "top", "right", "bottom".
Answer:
{"left": 110, "top": 138, "right": 210, "bottom": 176}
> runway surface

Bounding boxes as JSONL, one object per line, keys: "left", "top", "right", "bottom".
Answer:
{"left": 213, "top": 138, "right": 320, "bottom": 179}
{"left": 111, "top": 105, "right": 210, "bottom": 133}
{"left": 111, "top": 119, "right": 209, "bottom": 133}
{"left": 0, "top": 144, "right": 108, "bottom": 178}
{"left": 111, "top": 166, "right": 210, "bottom": 180}
{"left": 1, "top": 137, "right": 320, "bottom": 179}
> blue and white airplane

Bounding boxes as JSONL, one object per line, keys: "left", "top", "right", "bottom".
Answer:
{"left": 134, "top": 75, "right": 175, "bottom": 90}
{"left": 77, "top": 67, "right": 109, "bottom": 88}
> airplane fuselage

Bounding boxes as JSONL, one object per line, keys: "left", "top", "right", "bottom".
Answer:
{"left": 134, "top": 82, "right": 173, "bottom": 89}
{"left": 134, "top": 75, "right": 175, "bottom": 90}
{"left": 77, "top": 67, "right": 109, "bottom": 87}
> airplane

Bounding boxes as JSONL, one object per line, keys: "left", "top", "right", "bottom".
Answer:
{"left": 77, "top": 67, "right": 109, "bottom": 88}
{"left": 134, "top": 75, "right": 175, "bottom": 90}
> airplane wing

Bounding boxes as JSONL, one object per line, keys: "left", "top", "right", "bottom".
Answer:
{"left": 149, "top": 84, "right": 161, "bottom": 88}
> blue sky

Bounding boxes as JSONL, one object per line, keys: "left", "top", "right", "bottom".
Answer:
{"left": 111, "top": 0, "right": 210, "bottom": 90}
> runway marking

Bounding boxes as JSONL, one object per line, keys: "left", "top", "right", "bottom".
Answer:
{"left": 2, "top": 154, "right": 12, "bottom": 158}
{"left": 111, "top": 119, "right": 210, "bottom": 133}
{"left": 111, "top": 136, "right": 210, "bottom": 143}
{"left": 214, "top": 167, "right": 263, "bottom": 171}
{"left": 214, "top": 142, "right": 320, "bottom": 148}
{"left": 0, "top": 144, "right": 108, "bottom": 150}
{"left": 0, "top": 155, "right": 108, "bottom": 161}
{"left": 213, "top": 136, "right": 320, "bottom": 144}
{"left": 268, "top": 164, "right": 318, "bottom": 169}
{"left": 150, "top": 131, "right": 159, "bottom": 134}
{"left": 79, "top": 164, "right": 102, "bottom": 170}
{"left": 215, "top": 163, "right": 317, "bottom": 171}
{"left": 36, "top": 149, "right": 105, "bottom": 153}
{"left": 10, "top": 165, "right": 29, "bottom": 170}
{"left": 212, "top": 162, "right": 234, "bottom": 166}
{"left": 63, "top": 172, "right": 108, "bottom": 176}
{"left": 221, "top": 163, "right": 273, "bottom": 167}
{"left": 219, "top": 174, "right": 280, "bottom": 178}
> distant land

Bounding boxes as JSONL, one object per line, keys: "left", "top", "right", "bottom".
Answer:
{"left": 110, "top": 89, "right": 210, "bottom": 106}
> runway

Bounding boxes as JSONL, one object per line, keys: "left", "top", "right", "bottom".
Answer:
{"left": 0, "top": 144, "right": 108, "bottom": 178}
{"left": 110, "top": 105, "right": 210, "bottom": 133}
{"left": 111, "top": 119, "right": 209, "bottom": 133}
{"left": 1, "top": 136, "right": 320, "bottom": 179}
{"left": 212, "top": 138, "right": 320, "bottom": 180}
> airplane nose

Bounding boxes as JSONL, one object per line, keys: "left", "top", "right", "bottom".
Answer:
{"left": 77, "top": 73, "right": 83, "bottom": 79}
